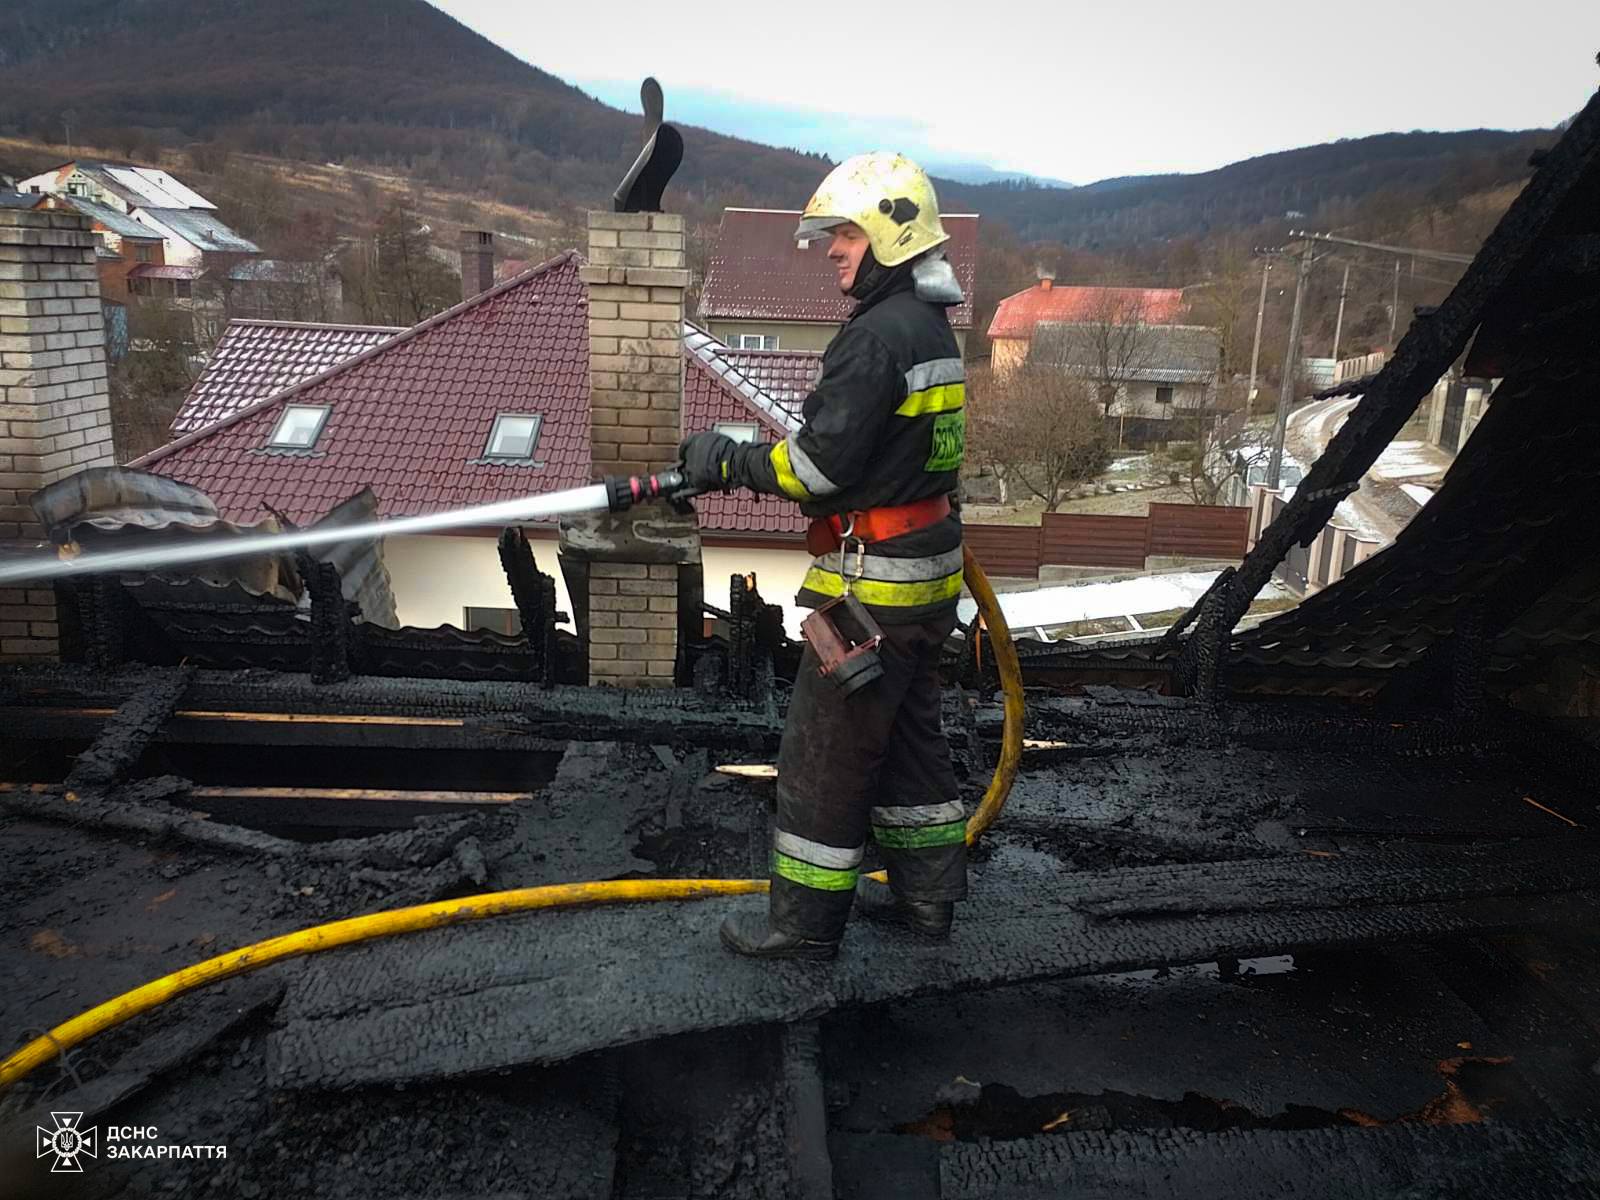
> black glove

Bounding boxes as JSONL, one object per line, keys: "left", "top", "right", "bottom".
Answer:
{"left": 678, "top": 431, "right": 740, "bottom": 493}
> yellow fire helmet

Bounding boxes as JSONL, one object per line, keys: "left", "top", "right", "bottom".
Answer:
{"left": 794, "top": 151, "right": 949, "bottom": 268}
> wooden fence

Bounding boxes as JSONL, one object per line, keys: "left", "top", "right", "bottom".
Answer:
{"left": 964, "top": 503, "right": 1249, "bottom": 578}
{"left": 961, "top": 524, "right": 1045, "bottom": 578}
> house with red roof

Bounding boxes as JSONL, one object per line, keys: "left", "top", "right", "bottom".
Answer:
{"left": 134, "top": 251, "right": 822, "bottom": 638}
{"left": 698, "top": 207, "right": 979, "bottom": 354}
{"left": 987, "top": 279, "right": 1188, "bottom": 375}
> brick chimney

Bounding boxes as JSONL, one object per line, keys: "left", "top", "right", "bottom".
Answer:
{"left": 460, "top": 229, "right": 495, "bottom": 300}
{"left": 558, "top": 210, "right": 701, "bottom": 687}
{"left": 0, "top": 205, "right": 115, "bottom": 662}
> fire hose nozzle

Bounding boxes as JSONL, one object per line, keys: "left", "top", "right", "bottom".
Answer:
{"left": 604, "top": 469, "right": 702, "bottom": 514}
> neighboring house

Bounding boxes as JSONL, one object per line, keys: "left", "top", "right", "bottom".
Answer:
{"left": 19, "top": 160, "right": 260, "bottom": 272}
{"left": 134, "top": 253, "right": 820, "bottom": 637}
{"left": 1027, "top": 321, "right": 1223, "bottom": 437}
{"left": 29, "top": 193, "right": 165, "bottom": 303}
{"left": 130, "top": 206, "right": 259, "bottom": 272}
{"left": 988, "top": 280, "right": 1187, "bottom": 375}
{"left": 698, "top": 207, "right": 980, "bottom": 354}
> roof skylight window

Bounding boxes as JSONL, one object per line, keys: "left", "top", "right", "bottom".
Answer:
{"left": 485, "top": 414, "right": 542, "bottom": 461}
{"left": 268, "top": 404, "right": 330, "bottom": 450}
{"left": 714, "top": 422, "right": 759, "bottom": 443}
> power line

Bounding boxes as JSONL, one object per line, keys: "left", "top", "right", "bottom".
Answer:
{"left": 1287, "top": 228, "right": 1475, "bottom": 265}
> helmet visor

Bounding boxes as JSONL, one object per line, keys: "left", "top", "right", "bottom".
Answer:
{"left": 794, "top": 215, "right": 845, "bottom": 243}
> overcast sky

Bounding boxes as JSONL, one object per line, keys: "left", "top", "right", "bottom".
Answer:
{"left": 431, "top": 0, "right": 1597, "bottom": 183}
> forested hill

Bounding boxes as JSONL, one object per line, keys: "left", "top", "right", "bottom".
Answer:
{"left": 0, "top": 0, "right": 1557, "bottom": 248}
{"left": 947, "top": 128, "right": 1550, "bottom": 249}
{"left": 0, "top": 0, "right": 831, "bottom": 214}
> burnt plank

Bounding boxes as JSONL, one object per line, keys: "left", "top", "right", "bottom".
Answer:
{"left": 267, "top": 838, "right": 1600, "bottom": 1089}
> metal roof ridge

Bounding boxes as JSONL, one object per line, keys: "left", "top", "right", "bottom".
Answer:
{"left": 681, "top": 321, "right": 800, "bottom": 435}
{"left": 132, "top": 250, "right": 582, "bottom": 470}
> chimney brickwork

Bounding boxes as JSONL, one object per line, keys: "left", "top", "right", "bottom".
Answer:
{"left": 460, "top": 229, "right": 496, "bottom": 300}
{"left": 0, "top": 207, "right": 114, "bottom": 662}
{"left": 581, "top": 210, "right": 688, "bottom": 478}
{"left": 559, "top": 210, "right": 699, "bottom": 688}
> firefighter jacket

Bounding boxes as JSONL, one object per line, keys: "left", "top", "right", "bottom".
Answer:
{"left": 732, "top": 269, "right": 965, "bottom": 623}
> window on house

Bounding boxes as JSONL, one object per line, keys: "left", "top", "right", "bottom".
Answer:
{"left": 484, "top": 414, "right": 542, "bottom": 461}
{"left": 175, "top": 279, "right": 192, "bottom": 299}
{"left": 737, "top": 334, "right": 779, "bottom": 350}
{"left": 464, "top": 606, "right": 523, "bottom": 636}
{"left": 268, "top": 404, "right": 331, "bottom": 450}
{"left": 714, "top": 422, "right": 759, "bottom": 444}
{"left": 1155, "top": 386, "right": 1175, "bottom": 406}
{"left": 66, "top": 180, "right": 89, "bottom": 197}
{"left": 134, "top": 243, "right": 154, "bottom": 263}
{"left": 128, "top": 277, "right": 150, "bottom": 297}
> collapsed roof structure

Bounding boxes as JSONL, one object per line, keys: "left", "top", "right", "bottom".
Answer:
{"left": 3, "top": 81, "right": 1600, "bottom": 1200}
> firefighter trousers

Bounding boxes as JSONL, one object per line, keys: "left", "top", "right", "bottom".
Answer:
{"left": 769, "top": 610, "right": 966, "bottom": 942}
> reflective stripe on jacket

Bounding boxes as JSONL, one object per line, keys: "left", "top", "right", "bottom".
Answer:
{"left": 736, "top": 274, "right": 965, "bottom": 623}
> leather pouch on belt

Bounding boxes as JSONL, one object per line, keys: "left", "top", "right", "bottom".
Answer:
{"left": 805, "top": 518, "right": 842, "bottom": 557}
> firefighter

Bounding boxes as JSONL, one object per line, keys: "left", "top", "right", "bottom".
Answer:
{"left": 677, "top": 151, "right": 968, "bottom": 959}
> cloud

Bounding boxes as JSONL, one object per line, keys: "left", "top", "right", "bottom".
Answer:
{"left": 575, "top": 78, "right": 958, "bottom": 166}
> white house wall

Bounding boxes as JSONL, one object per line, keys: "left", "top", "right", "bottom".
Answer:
{"left": 383, "top": 532, "right": 575, "bottom": 632}
{"left": 701, "top": 543, "right": 814, "bottom": 639}
{"left": 1110, "top": 381, "right": 1213, "bottom": 419}
{"left": 383, "top": 533, "right": 816, "bottom": 641}
{"left": 127, "top": 211, "right": 203, "bottom": 267}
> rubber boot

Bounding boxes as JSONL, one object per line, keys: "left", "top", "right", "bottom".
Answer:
{"left": 720, "top": 911, "right": 840, "bottom": 960}
{"left": 854, "top": 880, "right": 954, "bottom": 938}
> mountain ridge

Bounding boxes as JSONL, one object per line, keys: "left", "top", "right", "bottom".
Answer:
{"left": 0, "top": 0, "right": 1555, "bottom": 254}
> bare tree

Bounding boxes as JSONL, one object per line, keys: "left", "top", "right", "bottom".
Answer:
{"left": 967, "top": 366, "right": 1110, "bottom": 512}
{"left": 341, "top": 202, "right": 460, "bottom": 326}
{"left": 109, "top": 299, "right": 204, "bottom": 460}
{"left": 1028, "top": 289, "right": 1164, "bottom": 448}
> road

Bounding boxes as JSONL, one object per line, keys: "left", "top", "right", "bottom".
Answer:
{"left": 1285, "top": 396, "right": 1454, "bottom": 545}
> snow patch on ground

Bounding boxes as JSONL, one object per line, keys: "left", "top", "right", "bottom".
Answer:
{"left": 957, "top": 571, "right": 1291, "bottom": 632}
{"left": 1373, "top": 440, "right": 1449, "bottom": 481}
{"left": 1400, "top": 484, "right": 1435, "bottom": 508}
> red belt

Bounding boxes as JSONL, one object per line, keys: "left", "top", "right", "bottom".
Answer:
{"left": 805, "top": 494, "right": 951, "bottom": 557}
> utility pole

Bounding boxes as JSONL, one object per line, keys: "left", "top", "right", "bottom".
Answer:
{"left": 1267, "top": 242, "right": 1313, "bottom": 490}
{"left": 1390, "top": 260, "right": 1401, "bottom": 346}
{"left": 1246, "top": 259, "right": 1271, "bottom": 416}
{"left": 1331, "top": 262, "right": 1350, "bottom": 361}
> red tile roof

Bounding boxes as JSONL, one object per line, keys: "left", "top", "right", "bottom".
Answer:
{"left": 681, "top": 331, "right": 808, "bottom": 538}
{"left": 718, "top": 348, "right": 823, "bottom": 420}
{"left": 173, "top": 320, "right": 403, "bottom": 437}
{"left": 699, "top": 209, "right": 978, "bottom": 329}
{"left": 986, "top": 283, "right": 1188, "bottom": 342}
{"left": 133, "top": 252, "right": 592, "bottom": 525}
{"left": 135, "top": 260, "right": 810, "bottom": 539}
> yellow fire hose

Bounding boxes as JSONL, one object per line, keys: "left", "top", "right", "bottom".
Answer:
{"left": 0, "top": 547, "right": 1022, "bottom": 1091}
